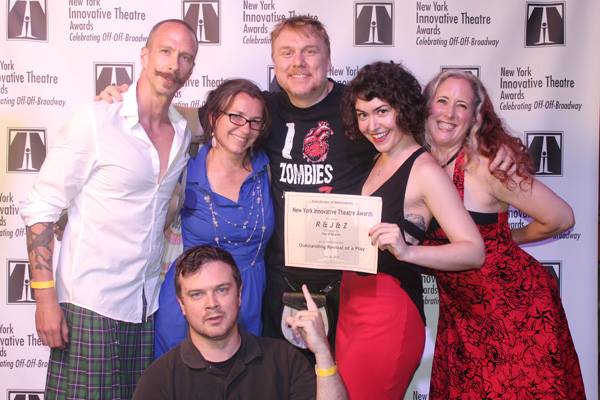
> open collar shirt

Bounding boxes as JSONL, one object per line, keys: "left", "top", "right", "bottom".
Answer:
{"left": 20, "top": 86, "right": 190, "bottom": 322}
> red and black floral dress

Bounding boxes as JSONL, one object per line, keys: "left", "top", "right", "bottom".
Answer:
{"left": 425, "top": 152, "right": 585, "bottom": 400}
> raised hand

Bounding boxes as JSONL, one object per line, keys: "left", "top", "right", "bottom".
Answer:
{"left": 285, "top": 284, "right": 329, "bottom": 356}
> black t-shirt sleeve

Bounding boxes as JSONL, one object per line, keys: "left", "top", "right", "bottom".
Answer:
{"left": 288, "top": 347, "right": 317, "bottom": 400}
{"left": 197, "top": 105, "right": 207, "bottom": 132}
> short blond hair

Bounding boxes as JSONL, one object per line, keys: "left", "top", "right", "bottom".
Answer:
{"left": 270, "top": 16, "right": 331, "bottom": 57}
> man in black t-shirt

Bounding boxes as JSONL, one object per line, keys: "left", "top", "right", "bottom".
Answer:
{"left": 260, "top": 16, "right": 375, "bottom": 348}
{"left": 94, "top": 16, "right": 377, "bottom": 350}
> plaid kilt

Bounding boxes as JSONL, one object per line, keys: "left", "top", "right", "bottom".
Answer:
{"left": 45, "top": 303, "right": 153, "bottom": 400}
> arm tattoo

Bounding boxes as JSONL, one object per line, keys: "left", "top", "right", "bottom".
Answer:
{"left": 26, "top": 223, "right": 54, "bottom": 273}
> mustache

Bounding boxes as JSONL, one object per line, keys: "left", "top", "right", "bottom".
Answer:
{"left": 203, "top": 311, "right": 224, "bottom": 321}
{"left": 156, "top": 71, "right": 185, "bottom": 85}
{"left": 289, "top": 69, "right": 310, "bottom": 75}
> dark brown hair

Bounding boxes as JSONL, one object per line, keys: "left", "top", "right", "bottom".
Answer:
{"left": 174, "top": 245, "right": 242, "bottom": 298}
{"left": 342, "top": 61, "right": 425, "bottom": 143}
{"left": 199, "top": 79, "right": 271, "bottom": 153}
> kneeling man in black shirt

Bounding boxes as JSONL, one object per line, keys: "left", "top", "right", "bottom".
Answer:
{"left": 134, "top": 245, "right": 346, "bottom": 400}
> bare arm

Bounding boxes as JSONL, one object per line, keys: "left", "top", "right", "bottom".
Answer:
{"left": 490, "top": 174, "right": 574, "bottom": 244}
{"left": 286, "top": 285, "right": 347, "bottom": 400}
{"left": 370, "top": 157, "right": 484, "bottom": 271}
{"left": 174, "top": 105, "right": 203, "bottom": 143}
{"left": 20, "top": 105, "right": 98, "bottom": 348}
{"left": 26, "top": 222, "right": 68, "bottom": 349}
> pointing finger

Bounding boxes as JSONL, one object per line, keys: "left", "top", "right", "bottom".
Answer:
{"left": 302, "top": 284, "right": 318, "bottom": 311}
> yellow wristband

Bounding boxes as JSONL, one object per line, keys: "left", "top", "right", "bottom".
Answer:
{"left": 30, "top": 280, "right": 55, "bottom": 289}
{"left": 315, "top": 364, "right": 337, "bottom": 377}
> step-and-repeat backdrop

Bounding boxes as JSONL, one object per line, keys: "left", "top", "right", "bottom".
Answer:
{"left": 1, "top": 1, "right": 598, "bottom": 398}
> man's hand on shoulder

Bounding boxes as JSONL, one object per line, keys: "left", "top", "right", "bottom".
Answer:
{"left": 489, "top": 144, "right": 517, "bottom": 176}
{"left": 94, "top": 83, "right": 128, "bottom": 103}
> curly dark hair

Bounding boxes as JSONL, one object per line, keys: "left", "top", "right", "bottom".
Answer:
{"left": 342, "top": 61, "right": 426, "bottom": 144}
{"left": 423, "top": 70, "right": 534, "bottom": 188}
{"left": 199, "top": 78, "right": 271, "bottom": 153}
{"left": 174, "top": 245, "right": 241, "bottom": 299}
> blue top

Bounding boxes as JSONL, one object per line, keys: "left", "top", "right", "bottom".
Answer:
{"left": 181, "top": 144, "right": 274, "bottom": 268}
{"left": 154, "top": 144, "right": 274, "bottom": 358}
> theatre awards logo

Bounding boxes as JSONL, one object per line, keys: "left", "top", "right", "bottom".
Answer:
{"left": 8, "top": 391, "right": 44, "bottom": 400}
{"left": 7, "top": 128, "right": 46, "bottom": 173}
{"left": 441, "top": 66, "right": 480, "bottom": 78}
{"left": 183, "top": 1, "right": 220, "bottom": 44}
{"left": 7, "top": 0, "right": 47, "bottom": 41}
{"left": 525, "top": 131, "right": 562, "bottom": 176}
{"left": 8, "top": 392, "right": 44, "bottom": 400}
{"left": 542, "top": 261, "right": 561, "bottom": 295}
{"left": 354, "top": 2, "right": 393, "bottom": 46}
{"left": 94, "top": 63, "right": 134, "bottom": 96}
{"left": 267, "top": 66, "right": 281, "bottom": 93}
{"left": 525, "top": 2, "right": 565, "bottom": 47}
{"left": 7, "top": 260, "right": 36, "bottom": 304}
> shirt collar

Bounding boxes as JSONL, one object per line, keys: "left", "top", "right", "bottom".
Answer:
{"left": 118, "top": 83, "right": 188, "bottom": 133}
{"left": 187, "top": 144, "right": 269, "bottom": 185}
{"left": 180, "top": 330, "right": 262, "bottom": 370}
{"left": 119, "top": 84, "right": 141, "bottom": 130}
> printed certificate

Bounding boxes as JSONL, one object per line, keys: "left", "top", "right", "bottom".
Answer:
{"left": 284, "top": 192, "right": 382, "bottom": 274}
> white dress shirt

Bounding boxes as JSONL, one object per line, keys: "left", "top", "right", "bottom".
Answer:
{"left": 20, "top": 86, "right": 190, "bottom": 323}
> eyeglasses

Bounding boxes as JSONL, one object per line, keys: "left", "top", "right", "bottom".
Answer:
{"left": 225, "top": 112, "right": 264, "bottom": 131}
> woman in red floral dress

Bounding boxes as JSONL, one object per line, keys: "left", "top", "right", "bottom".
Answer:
{"left": 422, "top": 70, "right": 585, "bottom": 399}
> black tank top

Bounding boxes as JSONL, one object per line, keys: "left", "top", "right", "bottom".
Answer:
{"left": 369, "top": 147, "right": 427, "bottom": 323}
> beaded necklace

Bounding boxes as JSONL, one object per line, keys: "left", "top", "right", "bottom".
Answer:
{"left": 203, "top": 169, "right": 267, "bottom": 267}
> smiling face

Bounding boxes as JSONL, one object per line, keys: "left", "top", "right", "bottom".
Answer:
{"left": 355, "top": 97, "right": 405, "bottom": 154}
{"left": 272, "top": 26, "right": 331, "bottom": 108}
{"left": 212, "top": 92, "right": 264, "bottom": 157}
{"left": 426, "top": 77, "right": 477, "bottom": 151}
{"left": 177, "top": 260, "right": 241, "bottom": 343}
{"left": 140, "top": 21, "right": 197, "bottom": 99}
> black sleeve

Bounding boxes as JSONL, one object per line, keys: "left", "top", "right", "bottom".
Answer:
{"left": 288, "top": 347, "right": 317, "bottom": 400}
{"left": 132, "top": 361, "right": 171, "bottom": 400}
{"left": 198, "top": 105, "right": 207, "bottom": 134}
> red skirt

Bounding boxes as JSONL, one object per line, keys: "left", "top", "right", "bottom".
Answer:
{"left": 336, "top": 271, "right": 425, "bottom": 399}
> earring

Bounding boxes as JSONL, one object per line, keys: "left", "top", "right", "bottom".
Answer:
{"left": 211, "top": 134, "right": 217, "bottom": 148}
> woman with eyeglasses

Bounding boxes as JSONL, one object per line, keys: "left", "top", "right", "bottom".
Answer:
{"left": 154, "top": 79, "right": 275, "bottom": 358}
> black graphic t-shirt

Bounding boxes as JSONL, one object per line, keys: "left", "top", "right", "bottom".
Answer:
{"left": 262, "top": 80, "right": 376, "bottom": 280}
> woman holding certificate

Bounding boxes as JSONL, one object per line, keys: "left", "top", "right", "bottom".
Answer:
{"left": 154, "top": 79, "right": 275, "bottom": 357}
{"left": 422, "top": 70, "right": 585, "bottom": 399}
{"left": 337, "top": 61, "right": 485, "bottom": 399}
